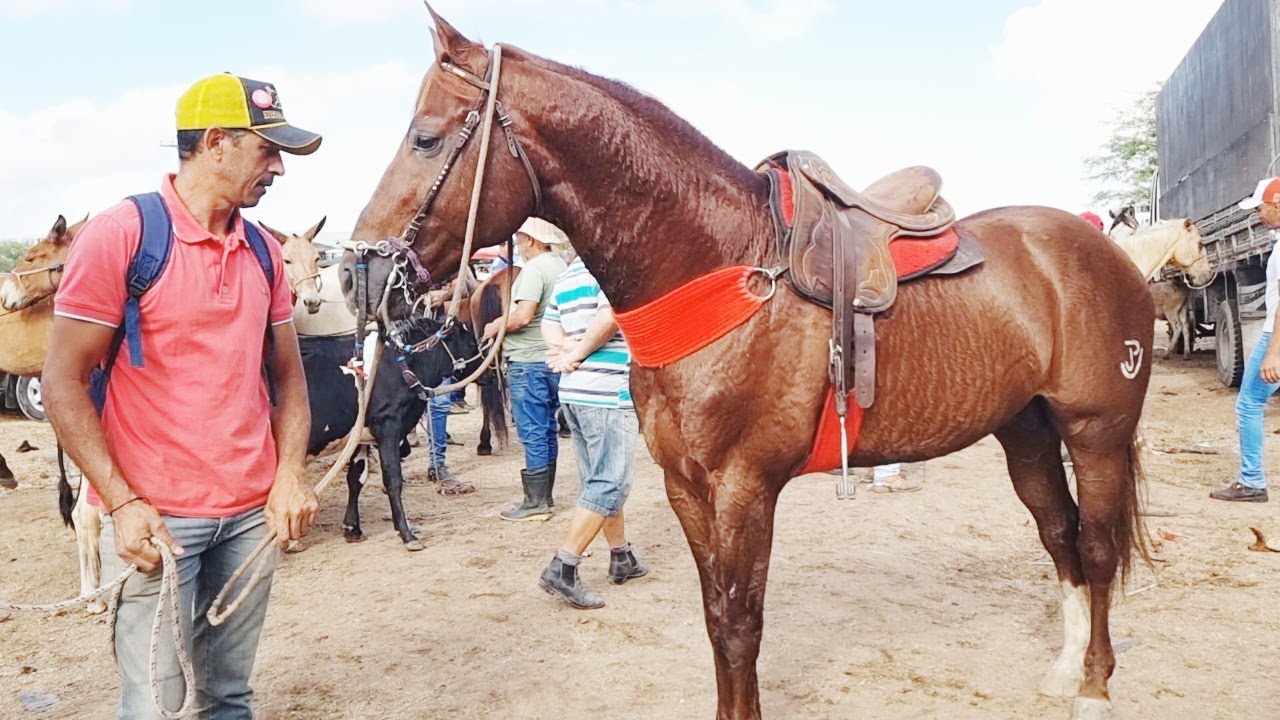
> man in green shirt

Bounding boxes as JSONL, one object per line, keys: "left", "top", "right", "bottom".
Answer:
{"left": 483, "top": 219, "right": 569, "bottom": 520}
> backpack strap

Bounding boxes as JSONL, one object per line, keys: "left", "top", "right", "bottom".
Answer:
{"left": 121, "top": 192, "right": 174, "bottom": 368}
{"left": 90, "top": 193, "right": 173, "bottom": 414}
{"left": 243, "top": 221, "right": 279, "bottom": 406}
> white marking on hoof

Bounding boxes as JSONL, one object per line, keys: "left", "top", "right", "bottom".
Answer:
{"left": 1071, "top": 697, "right": 1112, "bottom": 720}
{"left": 85, "top": 598, "right": 107, "bottom": 615}
{"left": 1040, "top": 582, "right": 1090, "bottom": 698}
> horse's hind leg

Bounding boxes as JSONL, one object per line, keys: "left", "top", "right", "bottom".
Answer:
{"left": 1060, "top": 441, "right": 1139, "bottom": 720}
{"left": 994, "top": 402, "right": 1088, "bottom": 700}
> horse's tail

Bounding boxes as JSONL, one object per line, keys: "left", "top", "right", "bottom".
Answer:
{"left": 481, "top": 369, "right": 509, "bottom": 448}
{"left": 57, "top": 443, "right": 76, "bottom": 529}
{"left": 1119, "top": 436, "right": 1153, "bottom": 584}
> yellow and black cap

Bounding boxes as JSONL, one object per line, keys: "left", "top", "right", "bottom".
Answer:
{"left": 175, "top": 73, "right": 322, "bottom": 155}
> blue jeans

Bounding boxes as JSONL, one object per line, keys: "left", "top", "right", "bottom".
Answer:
{"left": 428, "top": 376, "right": 456, "bottom": 470}
{"left": 1238, "top": 332, "right": 1280, "bottom": 489}
{"left": 100, "top": 507, "right": 277, "bottom": 720}
{"left": 564, "top": 404, "right": 639, "bottom": 516}
{"left": 508, "top": 361, "right": 560, "bottom": 470}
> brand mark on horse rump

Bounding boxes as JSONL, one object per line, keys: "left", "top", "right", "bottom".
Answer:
{"left": 1120, "top": 340, "right": 1143, "bottom": 380}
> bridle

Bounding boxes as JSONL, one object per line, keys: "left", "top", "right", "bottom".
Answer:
{"left": 344, "top": 43, "right": 540, "bottom": 395}
{"left": 5, "top": 261, "right": 64, "bottom": 296}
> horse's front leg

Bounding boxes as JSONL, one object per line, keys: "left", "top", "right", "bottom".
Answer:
{"left": 665, "top": 468, "right": 779, "bottom": 720}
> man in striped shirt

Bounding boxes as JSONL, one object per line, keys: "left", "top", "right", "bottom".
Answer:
{"left": 537, "top": 257, "right": 646, "bottom": 609}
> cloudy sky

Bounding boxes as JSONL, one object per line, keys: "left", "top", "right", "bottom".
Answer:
{"left": 0, "top": 0, "right": 1224, "bottom": 239}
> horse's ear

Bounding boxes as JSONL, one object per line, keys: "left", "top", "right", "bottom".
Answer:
{"left": 426, "top": 4, "right": 481, "bottom": 65}
{"left": 258, "top": 222, "right": 290, "bottom": 246}
{"left": 1108, "top": 209, "right": 1117, "bottom": 220}
{"left": 64, "top": 214, "right": 90, "bottom": 242}
{"left": 304, "top": 216, "right": 327, "bottom": 242}
{"left": 1183, "top": 218, "right": 1194, "bottom": 231}
{"left": 47, "top": 215, "right": 68, "bottom": 244}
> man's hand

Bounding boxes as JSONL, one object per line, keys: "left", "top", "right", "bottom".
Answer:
{"left": 112, "top": 500, "right": 183, "bottom": 573}
{"left": 483, "top": 318, "right": 503, "bottom": 341}
{"left": 265, "top": 467, "right": 318, "bottom": 547}
{"left": 1263, "top": 352, "right": 1280, "bottom": 384}
{"left": 548, "top": 338, "right": 587, "bottom": 373}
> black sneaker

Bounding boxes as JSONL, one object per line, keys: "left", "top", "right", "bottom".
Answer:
{"left": 1209, "top": 482, "right": 1268, "bottom": 503}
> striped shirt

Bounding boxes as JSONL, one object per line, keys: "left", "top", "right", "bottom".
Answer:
{"left": 544, "top": 259, "right": 632, "bottom": 409}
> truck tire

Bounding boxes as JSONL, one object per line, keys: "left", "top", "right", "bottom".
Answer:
{"left": 1216, "top": 299, "right": 1244, "bottom": 388}
{"left": 16, "top": 376, "right": 46, "bottom": 422}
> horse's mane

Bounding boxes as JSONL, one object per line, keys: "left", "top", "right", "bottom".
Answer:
{"left": 512, "top": 48, "right": 762, "bottom": 190}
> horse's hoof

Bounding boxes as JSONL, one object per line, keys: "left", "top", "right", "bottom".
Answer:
{"left": 477, "top": 447, "right": 492, "bottom": 456}
{"left": 85, "top": 599, "right": 107, "bottom": 615}
{"left": 1071, "top": 697, "right": 1112, "bottom": 720}
{"left": 405, "top": 539, "right": 425, "bottom": 552}
{"left": 285, "top": 540, "right": 305, "bottom": 554}
{"left": 343, "top": 529, "right": 364, "bottom": 543}
{"left": 1039, "top": 666, "right": 1084, "bottom": 698}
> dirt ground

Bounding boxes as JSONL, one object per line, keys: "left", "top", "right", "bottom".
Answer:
{"left": 2, "top": 344, "right": 1280, "bottom": 719}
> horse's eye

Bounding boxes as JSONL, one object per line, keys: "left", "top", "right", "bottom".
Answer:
{"left": 413, "top": 134, "right": 442, "bottom": 156}
{"left": 283, "top": 259, "right": 294, "bottom": 265}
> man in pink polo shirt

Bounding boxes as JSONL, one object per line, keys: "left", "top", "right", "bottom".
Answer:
{"left": 43, "top": 74, "right": 320, "bottom": 719}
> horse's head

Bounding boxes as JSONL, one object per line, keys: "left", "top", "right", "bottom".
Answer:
{"left": 261, "top": 217, "right": 326, "bottom": 314}
{"left": 1108, "top": 206, "right": 1139, "bottom": 240}
{"left": 1167, "top": 218, "right": 1212, "bottom": 286}
{"left": 343, "top": 8, "right": 539, "bottom": 321}
{"left": 394, "top": 313, "right": 483, "bottom": 391}
{"left": 0, "top": 214, "right": 86, "bottom": 312}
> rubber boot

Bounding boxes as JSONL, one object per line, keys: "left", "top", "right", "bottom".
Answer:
{"left": 539, "top": 557, "right": 605, "bottom": 609}
{"left": 500, "top": 467, "right": 553, "bottom": 521}
{"left": 608, "top": 547, "right": 649, "bottom": 585}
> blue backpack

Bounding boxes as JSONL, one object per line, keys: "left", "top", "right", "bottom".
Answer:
{"left": 89, "top": 192, "right": 278, "bottom": 414}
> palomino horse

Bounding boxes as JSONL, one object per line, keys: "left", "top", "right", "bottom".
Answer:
{"left": 1108, "top": 205, "right": 1139, "bottom": 240}
{"left": 344, "top": 13, "right": 1153, "bottom": 719}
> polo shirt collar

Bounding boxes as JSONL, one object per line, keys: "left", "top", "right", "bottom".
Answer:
{"left": 159, "top": 174, "right": 248, "bottom": 247}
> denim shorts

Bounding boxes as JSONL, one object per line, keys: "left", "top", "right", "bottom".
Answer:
{"left": 563, "top": 403, "right": 639, "bottom": 516}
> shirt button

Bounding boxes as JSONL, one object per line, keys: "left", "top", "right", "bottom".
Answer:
{"left": 221, "top": 286, "right": 229, "bottom": 295}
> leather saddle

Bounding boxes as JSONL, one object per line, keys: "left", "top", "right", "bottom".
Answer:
{"left": 758, "top": 150, "right": 983, "bottom": 410}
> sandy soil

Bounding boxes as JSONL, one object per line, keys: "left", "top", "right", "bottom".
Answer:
{"left": 2, "top": 348, "right": 1279, "bottom": 719}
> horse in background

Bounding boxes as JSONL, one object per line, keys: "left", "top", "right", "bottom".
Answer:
{"left": 1111, "top": 218, "right": 1210, "bottom": 360}
{"left": 1108, "top": 205, "right": 1139, "bottom": 240}
{"left": 260, "top": 217, "right": 327, "bottom": 315}
{"left": 461, "top": 266, "right": 514, "bottom": 455}
{"left": 345, "top": 13, "right": 1155, "bottom": 718}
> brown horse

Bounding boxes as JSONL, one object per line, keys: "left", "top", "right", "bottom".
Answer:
{"left": 345, "top": 12, "right": 1154, "bottom": 720}
{"left": 0, "top": 216, "right": 86, "bottom": 375}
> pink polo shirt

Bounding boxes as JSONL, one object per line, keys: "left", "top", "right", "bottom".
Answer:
{"left": 55, "top": 175, "right": 294, "bottom": 518}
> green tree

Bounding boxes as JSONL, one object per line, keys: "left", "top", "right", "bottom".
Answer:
{"left": 0, "top": 239, "right": 33, "bottom": 273}
{"left": 1085, "top": 88, "right": 1159, "bottom": 209}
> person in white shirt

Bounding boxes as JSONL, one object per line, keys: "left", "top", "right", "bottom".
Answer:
{"left": 1212, "top": 177, "right": 1280, "bottom": 502}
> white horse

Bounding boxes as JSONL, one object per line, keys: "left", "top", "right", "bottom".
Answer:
{"left": 1110, "top": 218, "right": 1212, "bottom": 361}
{"left": 1112, "top": 218, "right": 1212, "bottom": 285}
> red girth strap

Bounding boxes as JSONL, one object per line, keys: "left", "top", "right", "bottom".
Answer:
{"left": 614, "top": 265, "right": 769, "bottom": 368}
